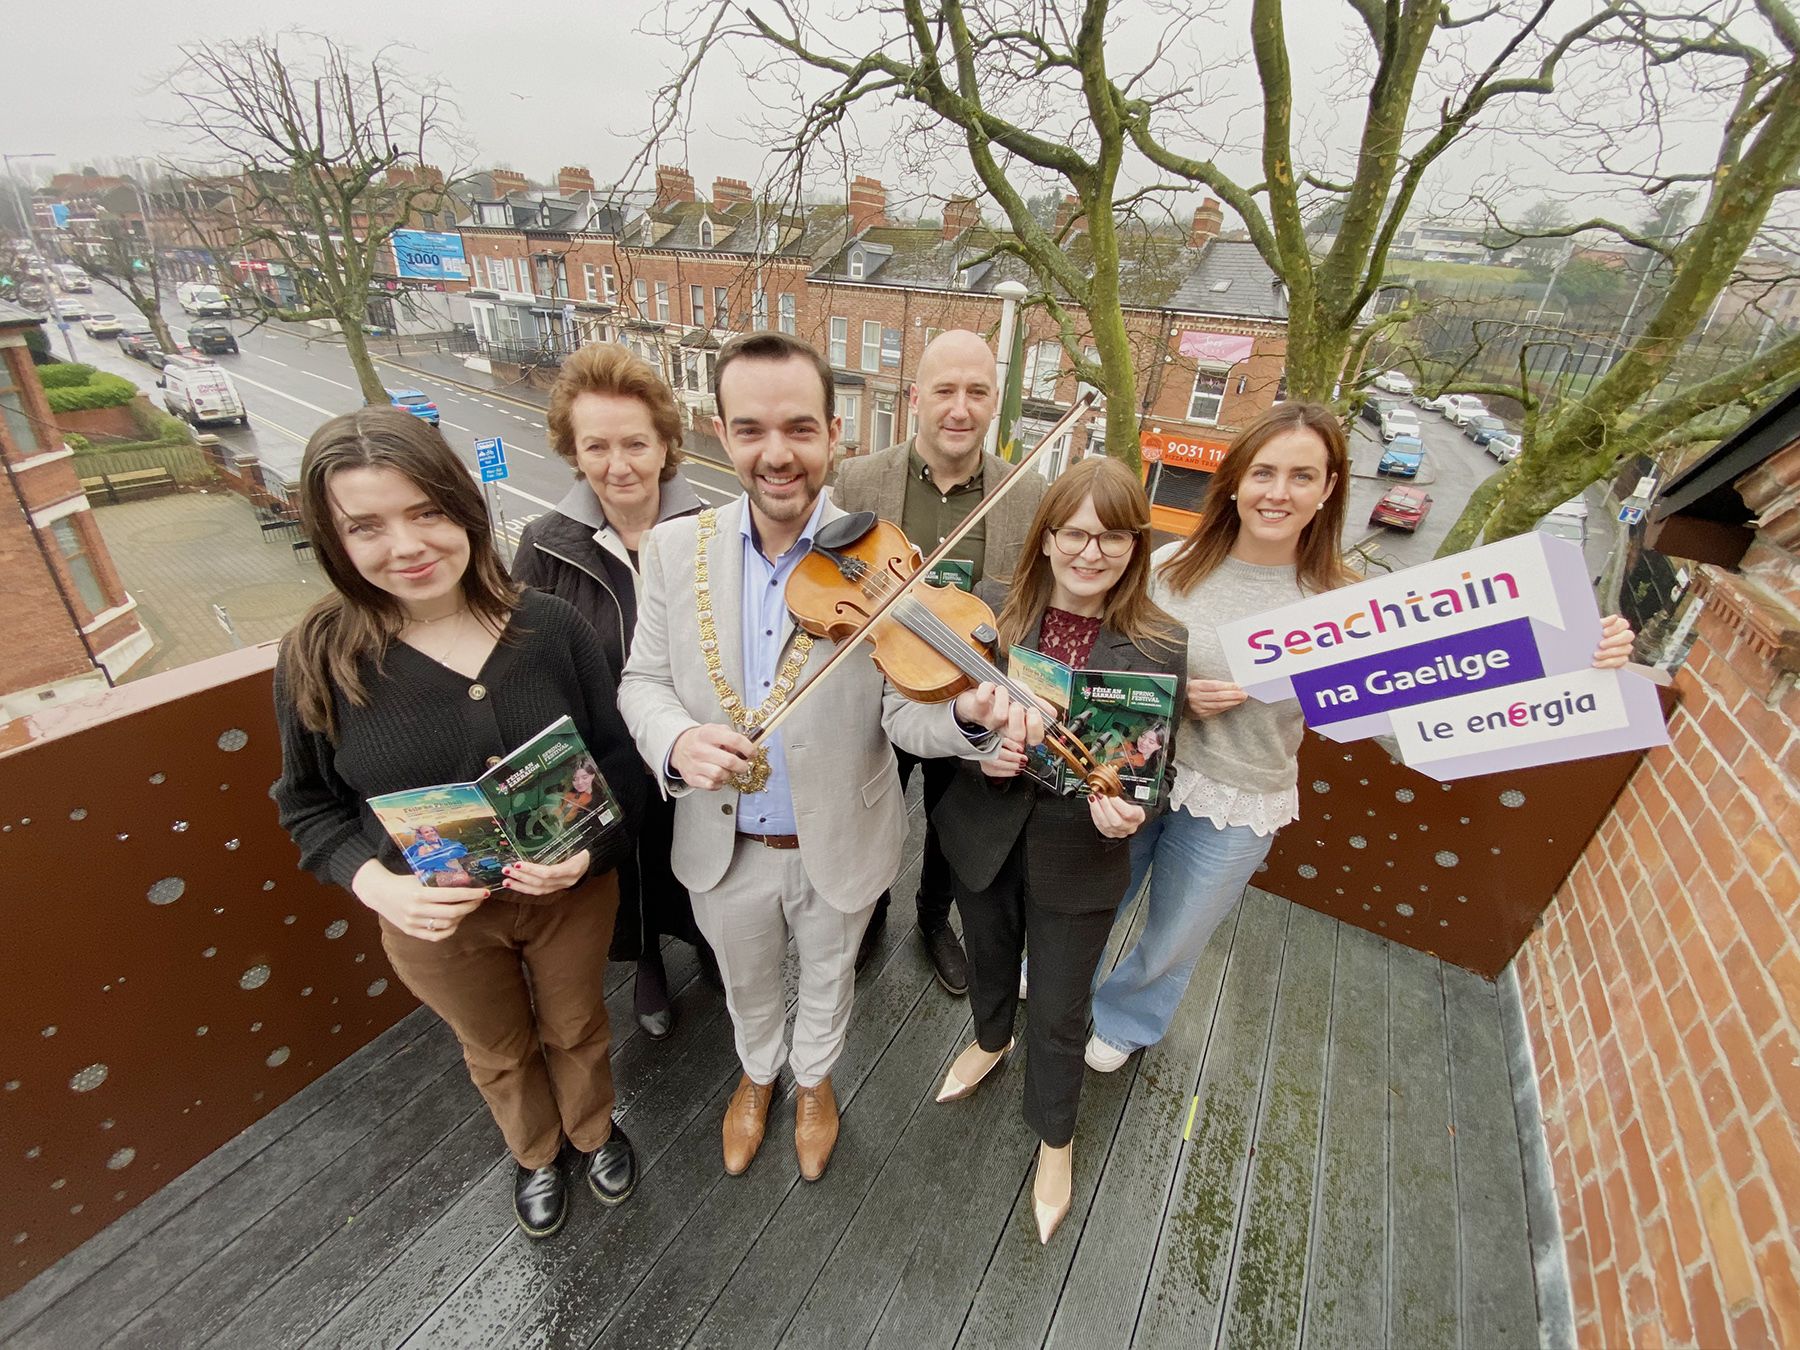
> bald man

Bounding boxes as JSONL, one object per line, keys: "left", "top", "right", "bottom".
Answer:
{"left": 831, "top": 328, "right": 1049, "bottom": 991}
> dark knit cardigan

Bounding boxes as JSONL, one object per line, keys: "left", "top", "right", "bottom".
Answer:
{"left": 271, "top": 591, "right": 645, "bottom": 893}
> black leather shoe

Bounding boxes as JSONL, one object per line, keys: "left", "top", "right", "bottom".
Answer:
{"left": 856, "top": 900, "right": 889, "bottom": 974}
{"left": 919, "top": 922, "right": 969, "bottom": 996}
{"left": 635, "top": 960, "right": 675, "bottom": 1040}
{"left": 587, "top": 1123, "right": 638, "bottom": 1206}
{"left": 513, "top": 1161, "right": 567, "bottom": 1239}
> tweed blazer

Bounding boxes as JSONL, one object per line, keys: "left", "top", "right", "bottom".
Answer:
{"left": 933, "top": 586, "right": 1189, "bottom": 914}
{"left": 830, "top": 439, "right": 1049, "bottom": 587}
{"left": 618, "top": 495, "right": 995, "bottom": 912}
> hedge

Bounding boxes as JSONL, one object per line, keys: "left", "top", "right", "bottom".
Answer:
{"left": 45, "top": 372, "right": 139, "bottom": 413}
{"left": 38, "top": 363, "right": 99, "bottom": 390}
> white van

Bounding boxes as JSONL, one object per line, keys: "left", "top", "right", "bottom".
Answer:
{"left": 177, "top": 282, "right": 232, "bottom": 317}
{"left": 56, "top": 264, "right": 91, "bottom": 293}
{"left": 160, "top": 356, "right": 247, "bottom": 426}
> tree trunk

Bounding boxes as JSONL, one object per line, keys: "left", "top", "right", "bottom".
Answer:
{"left": 338, "top": 316, "right": 388, "bottom": 405}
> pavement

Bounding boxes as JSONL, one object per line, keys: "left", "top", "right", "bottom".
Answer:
{"left": 88, "top": 491, "right": 327, "bottom": 677}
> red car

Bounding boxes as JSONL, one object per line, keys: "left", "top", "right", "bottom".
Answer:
{"left": 1370, "top": 485, "right": 1432, "bottom": 531}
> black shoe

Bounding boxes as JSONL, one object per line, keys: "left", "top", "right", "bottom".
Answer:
{"left": 856, "top": 901, "right": 889, "bottom": 974}
{"left": 634, "top": 957, "right": 674, "bottom": 1040}
{"left": 513, "top": 1160, "right": 567, "bottom": 1239}
{"left": 919, "top": 922, "right": 969, "bottom": 996}
{"left": 586, "top": 1123, "right": 638, "bottom": 1206}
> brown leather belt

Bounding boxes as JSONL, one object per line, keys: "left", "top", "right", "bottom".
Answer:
{"left": 740, "top": 832, "right": 801, "bottom": 850}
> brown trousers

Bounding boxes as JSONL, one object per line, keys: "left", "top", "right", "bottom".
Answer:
{"left": 380, "top": 872, "right": 620, "bottom": 1169}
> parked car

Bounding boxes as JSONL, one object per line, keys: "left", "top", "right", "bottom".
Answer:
{"left": 81, "top": 311, "right": 123, "bottom": 338}
{"left": 1370, "top": 484, "right": 1433, "bottom": 531}
{"left": 18, "top": 282, "right": 47, "bottom": 309}
{"left": 1464, "top": 414, "right": 1508, "bottom": 443}
{"left": 187, "top": 322, "right": 240, "bottom": 354}
{"left": 386, "top": 388, "right": 440, "bottom": 425}
{"left": 1378, "top": 436, "right": 1425, "bottom": 477}
{"left": 54, "top": 298, "right": 87, "bottom": 321}
{"left": 117, "top": 325, "right": 157, "bottom": 357}
{"left": 159, "top": 354, "right": 247, "bottom": 426}
{"left": 1486, "top": 432, "right": 1522, "bottom": 462}
{"left": 1359, "top": 397, "right": 1387, "bottom": 427}
{"left": 1375, "top": 370, "right": 1415, "bottom": 396}
{"left": 1442, "top": 395, "right": 1488, "bottom": 426}
{"left": 1414, "top": 392, "right": 1453, "bottom": 412}
{"left": 1536, "top": 511, "right": 1586, "bottom": 546}
{"left": 147, "top": 344, "right": 204, "bottom": 371}
{"left": 55, "top": 265, "right": 91, "bottom": 293}
{"left": 1381, "top": 406, "right": 1421, "bottom": 442}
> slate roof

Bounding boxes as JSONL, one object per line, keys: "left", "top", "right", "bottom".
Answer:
{"left": 0, "top": 299, "right": 45, "bottom": 330}
{"left": 813, "top": 222, "right": 1288, "bottom": 321}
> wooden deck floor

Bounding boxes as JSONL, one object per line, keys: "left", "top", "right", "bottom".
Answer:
{"left": 1, "top": 793, "right": 1548, "bottom": 1349}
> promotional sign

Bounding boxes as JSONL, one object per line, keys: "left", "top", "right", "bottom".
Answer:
{"left": 391, "top": 229, "right": 469, "bottom": 283}
{"left": 1160, "top": 433, "right": 1229, "bottom": 473}
{"left": 474, "top": 437, "right": 508, "bottom": 483}
{"left": 1218, "top": 532, "right": 1667, "bottom": 781}
{"left": 1176, "top": 330, "right": 1255, "bottom": 365}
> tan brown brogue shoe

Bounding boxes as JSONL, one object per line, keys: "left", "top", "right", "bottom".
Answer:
{"left": 723, "top": 1073, "right": 775, "bottom": 1176}
{"left": 794, "top": 1077, "right": 840, "bottom": 1182}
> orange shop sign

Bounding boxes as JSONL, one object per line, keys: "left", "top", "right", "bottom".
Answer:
{"left": 1142, "top": 430, "right": 1228, "bottom": 473}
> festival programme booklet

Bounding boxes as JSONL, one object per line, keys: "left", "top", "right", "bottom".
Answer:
{"left": 1005, "top": 647, "right": 1179, "bottom": 807}
{"left": 368, "top": 716, "right": 623, "bottom": 887}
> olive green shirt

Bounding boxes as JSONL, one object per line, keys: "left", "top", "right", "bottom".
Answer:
{"left": 901, "top": 447, "right": 988, "bottom": 584}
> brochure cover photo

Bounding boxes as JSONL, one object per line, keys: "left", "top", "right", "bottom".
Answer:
{"left": 1006, "top": 648, "right": 1178, "bottom": 806}
{"left": 369, "top": 716, "right": 624, "bottom": 885}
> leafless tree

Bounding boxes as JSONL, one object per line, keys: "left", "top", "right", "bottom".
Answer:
{"left": 162, "top": 32, "right": 473, "bottom": 403}
{"left": 69, "top": 210, "right": 176, "bottom": 351}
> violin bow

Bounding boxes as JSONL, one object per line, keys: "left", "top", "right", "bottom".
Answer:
{"left": 746, "top": 391, "right": 1098, "bottom": 746}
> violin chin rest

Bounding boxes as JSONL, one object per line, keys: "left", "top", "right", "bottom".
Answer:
{"left": 814, "top": 511, "right": 878, "bottom": 551}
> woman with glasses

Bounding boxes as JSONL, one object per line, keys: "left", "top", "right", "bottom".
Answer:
{"left": 930, "top": 456, "right": 1186, "bottom": 1244}
{"left": 514, "top": 344, "right": 719, "bottom": 1041}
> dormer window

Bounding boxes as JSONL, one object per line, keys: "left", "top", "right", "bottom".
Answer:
{"left": 699, "top": 217, "right": 714, "bottom": 247}
{"left": 849, "top": 250, "right": 865, "bottom": 280}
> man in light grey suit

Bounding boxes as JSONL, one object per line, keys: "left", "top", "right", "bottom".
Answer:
{"left": 619, "top": 333, "right": 1032, "bottom": 1183}
{"left": 831, "top": 330, "right": 1050, "bottom": 991}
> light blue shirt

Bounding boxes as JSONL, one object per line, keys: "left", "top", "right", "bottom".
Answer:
{"left": 734, "top": 493, "right": 830, "bottom": 836}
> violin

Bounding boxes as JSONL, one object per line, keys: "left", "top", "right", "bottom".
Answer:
{"left": 735, "top": 391, "right": 1123, "bottom": 798}
{"left": 783, "top": 515, "right": 1126, "bottom": 799}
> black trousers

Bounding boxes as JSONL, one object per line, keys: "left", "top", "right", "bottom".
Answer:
{"left": 954, "top": 835, "right": 1114, "bottom": 1149}
{"left": 872, "top": 751, "right": 957, "bottom": 931}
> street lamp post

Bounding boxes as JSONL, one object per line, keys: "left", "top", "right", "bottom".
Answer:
{"left": 989, "top": 278, "right": 1028, "bottom": 458}
{"left": 4, "top": 152, "right": 72, "bottom": 358}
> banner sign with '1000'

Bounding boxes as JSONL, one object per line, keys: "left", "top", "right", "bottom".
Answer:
{"left": 1217, "top": 533, "right": 1667, "bottom": 781}
{"left": 392, "top": 229, "right": 469, "bottom": 283}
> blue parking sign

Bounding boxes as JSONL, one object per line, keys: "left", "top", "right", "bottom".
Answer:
{"left": 474, "top": 436, "right": 508, "bottom": 483}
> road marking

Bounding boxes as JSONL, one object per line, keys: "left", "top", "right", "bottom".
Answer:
{"left": 248, "top": 411, "right": 308, "bottom": 444}
{"left": 442, "top": 420, "right": 472, "bottom": 432}
{"left": 302, "top": 370, "right": 358, "bottom": 391}
{"left": 229, "top": 371, "right": 337, "bottom": 418}
{"left": 497, "top": 481, "right": 558, "bottom": 510}
{"left": 247, "top": 352, "right": 290, "bottom": 367}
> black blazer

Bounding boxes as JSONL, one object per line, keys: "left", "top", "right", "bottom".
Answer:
{"left": 933, "top": 598, "right": 1188, "bottom": 914}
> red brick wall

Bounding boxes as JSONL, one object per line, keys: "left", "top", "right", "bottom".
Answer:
{"left": 1513, "top": 492, "right": 1800, "bottom": 1345}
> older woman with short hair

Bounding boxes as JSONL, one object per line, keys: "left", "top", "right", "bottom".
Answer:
{"left": 515, "top": 344, "right": 717, "bottom": 1039}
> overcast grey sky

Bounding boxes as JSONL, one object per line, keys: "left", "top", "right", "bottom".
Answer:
{"left": 1, "top": 0, "right": 1731, "bottom": 229}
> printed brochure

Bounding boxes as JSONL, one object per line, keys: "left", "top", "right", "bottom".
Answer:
{"left": 1006, "top": 646, "right": 1178, "bottom": 807}
{"left": 368, "top": 716, "right": 623, "bottom": 887}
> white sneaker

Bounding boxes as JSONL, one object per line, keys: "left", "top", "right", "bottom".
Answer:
{"left": 1084, "top": 1035, "right": 1131, "bottom": 1073}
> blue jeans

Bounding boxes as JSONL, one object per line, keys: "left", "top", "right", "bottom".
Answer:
{"left": 1090, "top": 806, "right": 1275, "bottom": 1054}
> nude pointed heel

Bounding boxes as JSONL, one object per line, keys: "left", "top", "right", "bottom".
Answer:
{"left": 935, "top": 1038, "right": 1015, "bottom": 1103}
{"left": 1033, "top": 1144, "right": 1072, "bottom": 1244}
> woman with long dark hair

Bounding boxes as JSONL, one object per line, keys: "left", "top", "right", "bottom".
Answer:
{"left": 931, "top": 455, "right": 1187, "bottom": 1244}
{"left": 515, "top": 343, "right": 718, "bottom": 1040}
{"left": 1084, "top": 402, "right": 1633, "bottom": 1075}
{"left": 272, "top": 408, "right": 645, "bottom": 1240}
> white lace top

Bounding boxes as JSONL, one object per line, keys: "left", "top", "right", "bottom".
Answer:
{"left": 1168, "top": 765, "right": 1300, "bottom": 836}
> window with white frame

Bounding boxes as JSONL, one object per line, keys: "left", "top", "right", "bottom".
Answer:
{"left": 839, "top": 391, "right": 861, "bottom": 443}
{"left": 871, "top": 391, "right": 897, "bottom": 449}
{"left": 861, "top": 320, "right": 881, "bottom": 372}
{"left": 601, "top": 265, "right": 617, "bottom": 302}
{"left": 699, "top": 217, "right": 715, "bottom": 248}
{"left": 654, "top": 282, "right": 670, "bottom": 322}
{"left": 714, "top": 287, "right": 729, "bottom": 327}
{"left": 633, "top": 278, "right": 648, "bottom": 315}
{"left": 584, "top": 264, "right": 598, "bottom": 301}
{"left": 1075, "top": 346, "right": 1103, "bottom": 404}
{"left": 752, "top": 288, "right": 768, "bottom": 329}
{"left": 778, "top": 292, "right": 796, "bottom": 334}
{"left": 1188, "top": 369, "right": 1227, "bottom": 423}
{"left": 1028, "top": 340, "right": 1061, "bottom": 400}
{"left": 849, "top": 251, "right": 865, "bottom": 280}
{"left": 829, "top": 317, "right": 848, "bottom": 366}
{"left": 691, "top": 284, "right": 705, "bottom": 326}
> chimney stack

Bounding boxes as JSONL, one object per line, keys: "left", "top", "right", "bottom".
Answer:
{"left": 848, "top": 175, "right": 887, "bottom": 234}
{"left": 1053, "top": 194, "right": 1086, "bottom": 238}
{"left": 942, "top": 196, "right": 981, "bottom": 240}
{"left": 654, "top": 164, "right": 697, "bottom": 209}
{"left": 713, "top": 176, "right": 752, "bottom": 210}
{"left": 1191, "top": 197, "right": 1224, "bottom": 249}
{"left": 556, "top": 165, "right": 594, "bottom": 196}
{"left": 490, "top": 168, "right": 528, "bottom": 198}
